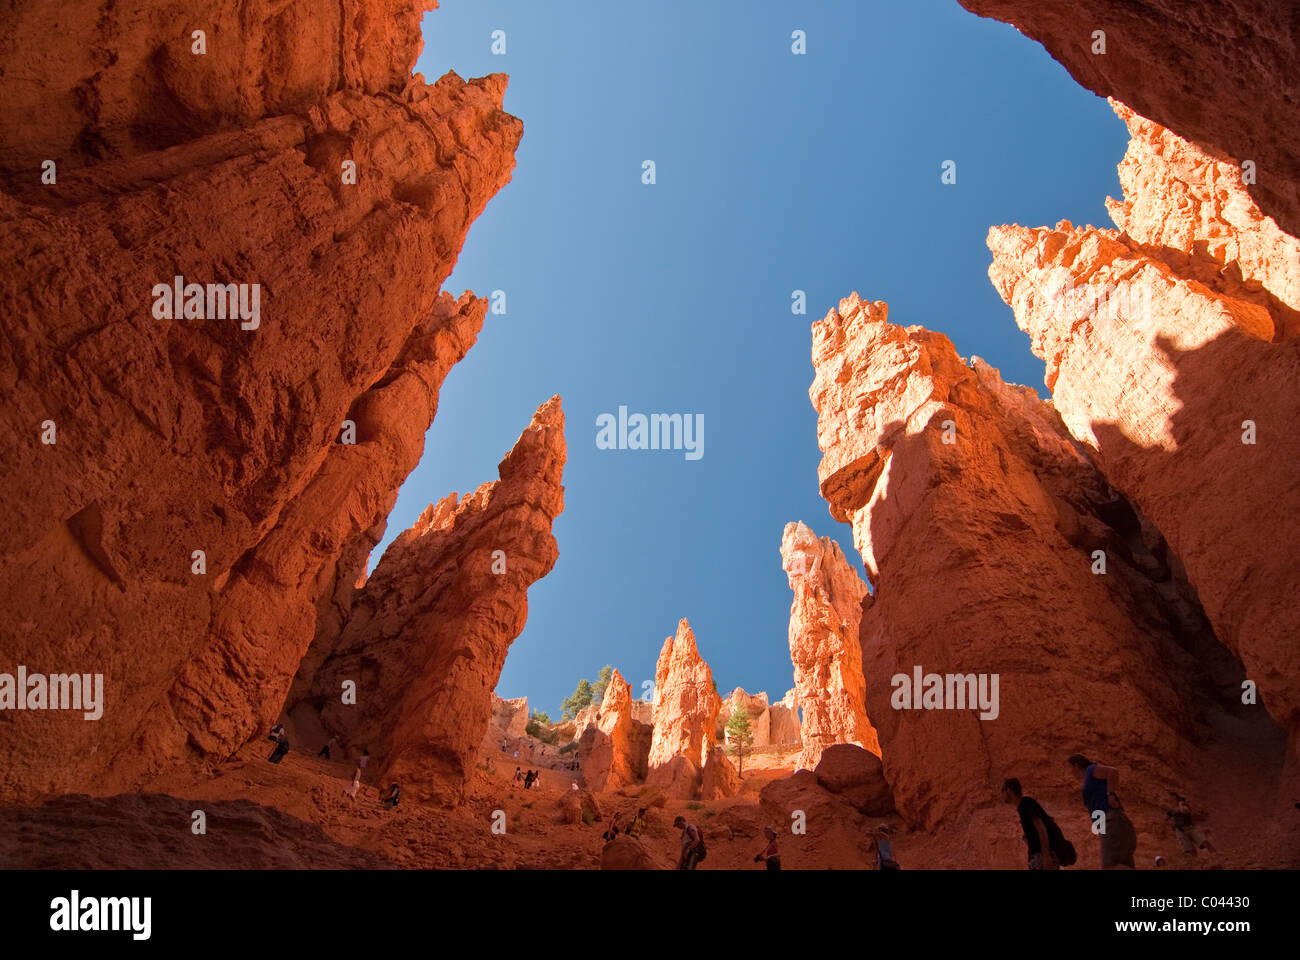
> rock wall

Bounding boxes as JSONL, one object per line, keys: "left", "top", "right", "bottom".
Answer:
{"left": 769, "top": 690, "right": 802, "bottom": 745}
{"left": 716, "top": 688, "right": 771, "bottom": 749}
{"left": 490, "top": 695, "right": 531, "bottom": 740}
{"left": 578, "top": 669, "right": 651, "bottom": 793}
{"left": 958, "top": 0, "right": 1300, "bottom": 237}
{"left": 290, "top": 398, "right": 566, "bottom": 806}
{"left": 986, "top": 104, "right": 1300, "bottom": 741}
{"left": 0, "top": 0, "right": 522, "bottom": 802}
{"left": 809, "top": 294, "right": 1246, "bottom": 828}
{"left": 645, "top": 619, "right": 722, "bottom": 799}
{"left": 781, "top": 521, "right": 879, "bottom": 769}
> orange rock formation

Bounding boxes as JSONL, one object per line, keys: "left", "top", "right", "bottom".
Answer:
{"left": 781, "top": 521, "right": 879, "bottom": 768}
{"left": 809, "top": 295, "right": 1260, "bottom": 827}
{"left": 645, "top": 619, "right": 725, "bottom": 799}
{"left": 578, "top": 669, "right": 651, "bottom": 793}
{"left": 958, "top": 0, "right": 1300, "bottom": 237}
{"left": 0, "top": 0, "right": 521, "bottom": 802}
{"left": 290, "top": 398, "right": 566, "bottom": 806}
{"left": 986, "top": 105, "right": 1300, "bottom": 747}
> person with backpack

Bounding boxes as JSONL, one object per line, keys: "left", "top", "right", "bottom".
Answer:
{"left": 381, "top": 782, "right": 400, "bottom": 810}
{"left": 673, "top": 815, "right": 705, "bottom": 869}
{"left": 753, "top": 826, "right": 781, "bottom": 870}
{"left": 626, "top": 807, "right": 648, "bottom": 839}
{"left": 267, "top": 730, "right": 290, "bottom": 764}
{"left": 1002, "top": 777, "right": 1073, "bottom": 869}
{"left": 873, "top": 824, "right": 901, "bottom": 870}
{"left": 1068, "top": 754, "right": 1137, "bottom": 869}
{"left": 317, "top": 736, "right": 337, "bottom": 760}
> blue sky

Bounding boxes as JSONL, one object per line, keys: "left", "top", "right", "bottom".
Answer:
{"left": 389, "top": 0, "right": 1127, "bottom": 718}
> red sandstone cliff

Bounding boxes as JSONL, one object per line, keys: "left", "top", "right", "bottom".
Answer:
{"left": 958, "top": 0, "right": 1300, "bottom": 237}
{"left": 810, "top": 294, "right": 1256, "bottom": 827}
{"left": 781, "top": 521, "right": 879, "bottom": 769}
{"left": 578, "top": 669, "right": 651, "bottom": 793}
{"left": 290, "top": 397, "right": 566, "bottom": 806}
{"left": 645, "top": 619, "right": 726, "bottom": 799}
{"left": 986, "top": 104, "right": 1300, "bottom": 746}
{"left": 0, "top": 2, "right": 521, "bottom": 802}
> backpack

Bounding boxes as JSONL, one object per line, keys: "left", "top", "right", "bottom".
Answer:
{"left": 695, "top": 839, "right": 707, "bottom": 863}
{"left": 1043, "top": 812, "right": 1077, "bottom": 867}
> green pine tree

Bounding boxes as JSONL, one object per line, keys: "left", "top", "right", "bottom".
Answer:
{"left": 724, "top": 704, "right": 755, "bottom": 777}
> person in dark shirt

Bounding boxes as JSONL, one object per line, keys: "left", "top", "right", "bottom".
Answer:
{"left": 1069, "top": 753, "right": 1137, "bottom": 869}
{"left": 753, "top": 826, "right": 781, "bottom": 870}
{"left": 1001, "top": 778, "right": 1058, "bottom": 870}
{"left": 382, "top": 782, "right": 400, "bottom": 810}
{"left": 267, "top": 731, "right": 290, "bottom": 764}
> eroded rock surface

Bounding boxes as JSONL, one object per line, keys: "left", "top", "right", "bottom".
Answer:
{"left": 290, "top": 398, "right": 566, "bottom": 806}
{"left": 986, "top": 104, "right": 1300, "bottom": 741}
{"left": 810, "top": 295, "right": 1246, "bottom": 827}
{"left": 645, "top": 619, "right": 722, "bottom": 799}
{"left": 781, "top": 521, "right": 879, "bottom": 768}
{"left": 0, "top": 1, "right": 522, "bottom": 802}
{"left": 959, "top": 0, "right": 1300, "bottom": 236}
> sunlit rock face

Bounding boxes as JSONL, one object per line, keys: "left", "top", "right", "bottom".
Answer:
{"left": 959, "top": 0, "right": 1300, "bottom": 238}
{"left": 780, "top": 522, "right": 878, "bottom": 769}
{"left": 986, "top": 104, "right": 1300, "bottom": 742}
{"left": 0, "top": 0, "right": 522, "bottom": 802}
{"left": 579, "top": 669, "right": 651, "bottom": 793}
{"left": 288, "top": 398, "right": 566, "bottom": 807}
{"left": 809, "top": 295, "right": 1245, "bottom": 828}
{"left": 645, "top": 619, "right": 722, "bottom": 799}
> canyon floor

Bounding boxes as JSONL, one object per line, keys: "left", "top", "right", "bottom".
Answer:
{"left": 4, "top": 725, "right": 1295, "bottom": 870}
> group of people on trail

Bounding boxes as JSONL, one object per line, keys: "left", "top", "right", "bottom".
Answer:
{"left": 1001, "top": 754, "right": 1213, "bottom": 870}
{"left": 263, "top": 723, "right": 399, "bottom": 811}
{"left": 513, "top": 767, "right": 542, "bottom": 790}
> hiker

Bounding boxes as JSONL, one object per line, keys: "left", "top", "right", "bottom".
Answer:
{"left": 267, "top": 723, "right": 285, "bottom": 742}
{"left": 1166, "top": 792, "right": 1214, "bottom": 855}
{"left": 873, "top": 824, "right": 900, "bottom": 870}
{"left": 358, "top": 749, "right": 370, "bottom": 772}
{"left": 1002, "top": 777, "right": 1065, "bottom": 870}
{"left": 267, "top": 730, "right": 290, "bottom": 764}
{"left": 1068, "top": 754, "right": 1137, "bottom": 869}
{"left": 601, "top": 812, "right": 622, "bottom": 842}
{"left": 753, "top": 826, "right": 781, "bottom": 870}
{"left": 344, "top": 768, "right": 361, "bottom": 800}
{"left": 524, "top": 770, "right": 535, "bottom": 790}
{"left": 513, "top": 767, "right": 523, "bottom": 784}
{"left": 317, "top": 736, "right": 337, "bottom": 760}
{"left": 673, "top": 815, "right": 705, "bottom": 870}
{"left": 501, "top": 738, "right": 508, "bottom": 752}
{"left": 382, "top": 782, "right": 400, "bottom": 810}
{"left": 626, "top": 808, "right": 648, "bottom": 839}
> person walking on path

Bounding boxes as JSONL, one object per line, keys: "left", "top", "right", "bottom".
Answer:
{"left": 674, "top": 815, "right": 705, "bottom": 870}
{"left": 1069, "top": 754, "right": 1137, "bottom": 869}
